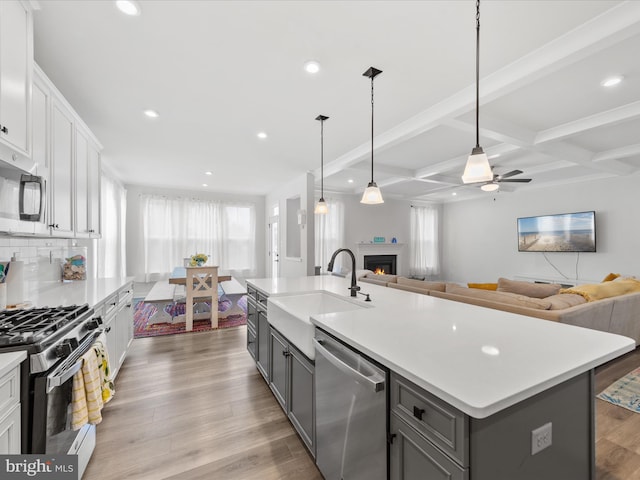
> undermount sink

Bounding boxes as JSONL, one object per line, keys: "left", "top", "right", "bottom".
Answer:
{"left": 267, "top": 291, "right": 370, "bottom": 360}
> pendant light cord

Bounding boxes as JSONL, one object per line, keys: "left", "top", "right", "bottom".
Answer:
{"left": 370, "top": 74, "right": 375, "bottom": 183}
{"left": 475, "top": 0, "right": 481, "bottom": 149}
{"left": 320, "top": 118, "right": 324, "bottom": 197}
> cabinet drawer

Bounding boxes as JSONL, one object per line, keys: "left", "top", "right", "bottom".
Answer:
{"left": 256, "top": 291, "right": 269, "bottom": 310}
{"left": 390, "top": 411, "right": 468, "bottom": 480}
{"left": 246, "top": 300, "right": 257, "bottom": 330}
{"left": 247, "top": 325, "right": 257, "bottom": 360}
{"left": 118, "top": 285, "right": 133, "bottom": 306}
{"left": 0, "top": 365, "right": 20, "bottom": 414}
{"left": 391, "top": 373, "right": 468, "bottom": 466}
{"left": 247, "top": 285, "right": 258, "bottom": 302}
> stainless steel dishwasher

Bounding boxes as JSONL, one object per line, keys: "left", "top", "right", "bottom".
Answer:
{"left": 314, "top": 329, "right": 387, "bottom": 480}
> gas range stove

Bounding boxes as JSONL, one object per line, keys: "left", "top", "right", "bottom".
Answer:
{"left": 0, "top": 304, "right": 98, "bottom": 373}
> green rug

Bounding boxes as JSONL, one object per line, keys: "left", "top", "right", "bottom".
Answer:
{"left": 597, "top": 366, "right": 640, "bottom": 413}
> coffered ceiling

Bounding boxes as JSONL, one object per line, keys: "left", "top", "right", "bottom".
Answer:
{"left": 32, "top": 1, "right": 640, "bottom": 202}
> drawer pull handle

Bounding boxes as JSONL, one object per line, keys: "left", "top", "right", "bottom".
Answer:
{"left": 413, "top": 406, "right": 425, "bottom": 420}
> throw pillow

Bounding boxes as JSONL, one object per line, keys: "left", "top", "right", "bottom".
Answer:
{"left": 397, "top": 277, "right": 446, "bottom": 292}
{"left": 497, "top": 277, "right": 562, "bottom": 299}
{"left": 467, "top": 282, "right": 498, "bottom": 291}
{"left": 602, "top": 273, "right": 620, "bottom": 282}
{"left": 445, "top": 285, "right": 552, "bottom": 310}
{"left": 545, "top": 293, "right": 587, "bottom": 310}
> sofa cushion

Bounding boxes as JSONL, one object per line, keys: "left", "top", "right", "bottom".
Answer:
{"left": 560, "top": 278, "right": 640, "bottom": 302}
{"left": 445, "top": 284, "right": 552, "bottom": 310}
{"left": 397, "top": 277, "right": 446, "bottom": 292}
{"left": 545, "top": 293, "right": 587, "bottom": 310}
{"left": 497, "top": 278, "right": 562, "bottom": 299}
{"left": 467, "top": 282, "right": 498, "bottom": 291}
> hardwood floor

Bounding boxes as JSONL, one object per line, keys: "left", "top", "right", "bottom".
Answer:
{"left": 83, "top": 326, "right": 322, "bottom": 480}
{"left": 84, "top": 325, "right": 640, "bottom": 480}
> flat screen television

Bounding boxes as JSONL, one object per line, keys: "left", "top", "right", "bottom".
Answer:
{"left": 517, "top": 211, "right": 596, "bottom": 252}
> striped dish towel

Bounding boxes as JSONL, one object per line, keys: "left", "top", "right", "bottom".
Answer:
{"left": 71, "top": 348, "right": 104, "bottom": 430}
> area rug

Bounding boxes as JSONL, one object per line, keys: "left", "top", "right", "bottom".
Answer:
{"left": 597, "top": 366, "right": 640, "bottom": 413}
{"left": 133, "top": 296, "right": 247, "bottom": 338}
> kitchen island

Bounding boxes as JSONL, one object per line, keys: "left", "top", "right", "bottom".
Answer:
{"left": 246, "top": 275, "right": 635, "bottom": 480}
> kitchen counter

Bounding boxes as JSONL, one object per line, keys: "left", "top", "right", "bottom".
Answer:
{"left": 0, "top": 351, "right": 26, "bottom": 379}
{"left": 247, "top": 275, "right": 635, "bottom": 419}
{"left": 20, "top": 277, "right": 134, "bottom": 308}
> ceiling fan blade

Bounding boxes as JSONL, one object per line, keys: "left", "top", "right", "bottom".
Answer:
{"left": 497, "top": 169, "right": 523, "bottom": 180}
{"left": 501, "top": 178, "right": 532, "bottom": 183}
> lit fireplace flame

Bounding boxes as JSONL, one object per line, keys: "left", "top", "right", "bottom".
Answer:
{"left": 374, "top": 267, "right": 385, "bottom": 275}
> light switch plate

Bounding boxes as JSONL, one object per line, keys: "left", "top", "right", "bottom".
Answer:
{"left": 531, "top": 422, "right": 552, "bottom": 455}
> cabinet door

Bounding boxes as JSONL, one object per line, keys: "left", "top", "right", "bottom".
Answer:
{"left": 87, "top": 142, "right": 101, "bottom": 237}
{"left": 0, "top": 0, "right": 31, "bottom": 155}
{"left": 0, "top": 403, "right": 21, "bottom": 454}
{"left": 75, "top": 128, "right": 89, "bottom": 235}
{"left": 269, "top": 328, "right": 288, "bottom": 411}
{"left": 390, "top": 412, "right": 468, "bottom": 480}
{"left": 104, "top": 314, "right": 118, "bottom": 379}
{"left": 116, "top": 287, "right": 134, "bottom": 368}
{"left": 256, "top": 310, "right": 270, "bottom": 382}
{"left": 288, "top": 346, "right": 315, "bottom": 456}
{"left": 50, "top": 99, "right": 74, "bottom": 236}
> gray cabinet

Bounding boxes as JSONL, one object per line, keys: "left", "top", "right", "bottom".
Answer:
{"left": 269, "top": 327, "right": 288, "bottom": 410}
{"left": 246, "top": 285, "right": 270, "bottom": 382}
{"left": 389, "top": 371, "right": 593, "bottom": 480}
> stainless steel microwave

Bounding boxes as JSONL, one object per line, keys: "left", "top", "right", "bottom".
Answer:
{"left": 0, "top": 159, "right": 46, "bottom": 233}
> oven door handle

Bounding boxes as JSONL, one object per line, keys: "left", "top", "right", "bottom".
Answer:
{"left": 47, "top": 359, "right": 84, "bottom": 393}
{"left": 46, "top": 330, "right": 103, "bottom": 393}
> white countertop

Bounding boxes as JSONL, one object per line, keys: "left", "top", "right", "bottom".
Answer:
{"left": 247, "top": 275, "right": 635, "bottom": 419}
{"left": 0, "top": 351, "right": 27, "bottom": 378}
{"left": 19, "top": 277, "right": 134, "bottom": 309}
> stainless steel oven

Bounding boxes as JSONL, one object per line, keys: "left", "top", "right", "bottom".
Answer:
{"left": 0, "top": 304, "right": 104, "bottom": 478}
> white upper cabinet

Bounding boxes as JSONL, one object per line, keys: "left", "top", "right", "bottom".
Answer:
{"left": 50, "top": 98, "right": 75, "bottom": 236}
{"left": 0, "top": 0, "right": 33, "bottom": 163}
{"left": 75, "top": 128, "right": 89, "bottom": 235}
{"left": 31, "top": 73, "right": 51, "bottom": 236}
{"left": 87, "top": 141, "right": 101, "bottom": 237}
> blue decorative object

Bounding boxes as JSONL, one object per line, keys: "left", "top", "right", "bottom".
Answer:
{"left": 391, "top": 237, "right": 397, "bottom": 243}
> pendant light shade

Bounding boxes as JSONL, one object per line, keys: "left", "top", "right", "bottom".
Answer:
{"left": 314, "top": 115, "right": 329, "bottom": 215}
{"left": 462, "top": 0, "right": 493, "bottom": 184}
{"left": 361, "top": 67, "right": 384, "bottom": 204}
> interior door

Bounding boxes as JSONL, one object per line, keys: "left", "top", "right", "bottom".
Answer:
{"left": 269, "top": 215, "right": 279, "bottom": 278}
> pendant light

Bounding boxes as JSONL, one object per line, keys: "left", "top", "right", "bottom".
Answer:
{"left": 314, "top": 114, "right": 329, "bottom": 215}
{"left": 361, "top": 67, "right": 384, "bottom": 204}
{"left": 461, "top": 0, "right": 493, "bottom": 184}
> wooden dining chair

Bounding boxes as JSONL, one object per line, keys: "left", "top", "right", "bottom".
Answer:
{"left": 185, "top": 266, "right": 219, "bottom": 331}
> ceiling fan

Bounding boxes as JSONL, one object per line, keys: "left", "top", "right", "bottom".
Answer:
{"left": 479, "top": 169, "right": 532, "bottom": 192}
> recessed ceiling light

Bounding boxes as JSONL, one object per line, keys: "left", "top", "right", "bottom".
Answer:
{"left": 304, "top": 61, "right": 320, "bottom": 74}
{"left": 347, "top": 179, "right": 354, "bottom": 184}
{"left": 144, "top": 109, "right": 159, "bottom": 118}
{"left": 257, "top": 132, "right": 267, "bottom": 139}
{"left": 452, "top": 192, "right": 457, "bottom": 196}
{"left": 116, "top": 0, "right": 141, "bottom": 16}
{"left": 601, "top": 76, "right": 623, "bottom": 87}
{"left": 205, "top": 171, "right": 213, "bottom": 176}
{"left": 202, "top": 183, "right": 208, "bottom": 187}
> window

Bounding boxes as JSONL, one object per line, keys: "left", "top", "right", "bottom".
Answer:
{"left": 140, "top": 194, "right": 256, "bottom": 281}
{"left": 315, "top": 198, "right": 345, "bottom": 273}
{"left": 409, "top": 205, "right": 440, "bottom": 277}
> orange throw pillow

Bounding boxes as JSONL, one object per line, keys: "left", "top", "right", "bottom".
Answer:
{"left": 602, "top": 273, "right": 620, "bottom": 282}
{"left": 467, "top": 282, "right": 498, "bottom": 291}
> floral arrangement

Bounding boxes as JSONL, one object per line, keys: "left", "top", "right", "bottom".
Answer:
{"left": 190, "top": 253, "right": 208, "bottom": 266}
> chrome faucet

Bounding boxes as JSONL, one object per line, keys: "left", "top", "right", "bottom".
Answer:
{"left": 327, "top": 248, "right": 360, "bottom": 297}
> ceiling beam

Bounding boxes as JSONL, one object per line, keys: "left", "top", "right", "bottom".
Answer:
{"left": 593, "top": 143, "right": 640, "bottom": 163}
{"left": 535, "top": 101, "right": 640, "bottom": 144}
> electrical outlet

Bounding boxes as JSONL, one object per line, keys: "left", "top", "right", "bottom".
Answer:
{"left": 531, "top": 422, "right": 552, "bottom": 455}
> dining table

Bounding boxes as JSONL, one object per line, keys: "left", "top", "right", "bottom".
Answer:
{"left": 168, "top": 266, "right": 232, "bottom": 285}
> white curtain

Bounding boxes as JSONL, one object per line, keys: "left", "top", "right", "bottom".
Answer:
{"left": 315, "top": 198, "right": 346, "bottom": 273}
{"left": 409, "top": 205, "right": 440, "bottom": 277}
{"left": 97, "top": 175, "right": 127, "bottom": 278}
{"left": 139, "top": 194, "right": 256, "bottom": 281}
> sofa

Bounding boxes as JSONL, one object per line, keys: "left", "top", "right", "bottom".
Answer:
{"left": 367, "top": 274, "right": 640, "bottom": 344}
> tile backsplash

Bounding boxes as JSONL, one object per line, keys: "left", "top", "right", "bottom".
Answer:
{"left": 0, "top": 236, "right": 90, "bottom": 282}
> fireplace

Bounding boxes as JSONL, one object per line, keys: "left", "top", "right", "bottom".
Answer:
{"left": 364, "top": 255, "right": 397, "bottom": 275}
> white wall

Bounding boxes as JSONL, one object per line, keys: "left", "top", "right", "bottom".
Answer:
{"left": 126, "top": 185, "right": 266, "bottom": 282}
{"left": 442, "top": 175, "right": 640, "bottom": 284}
{"left": 265, "top": 173, "right": 315, "bottom": 277}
